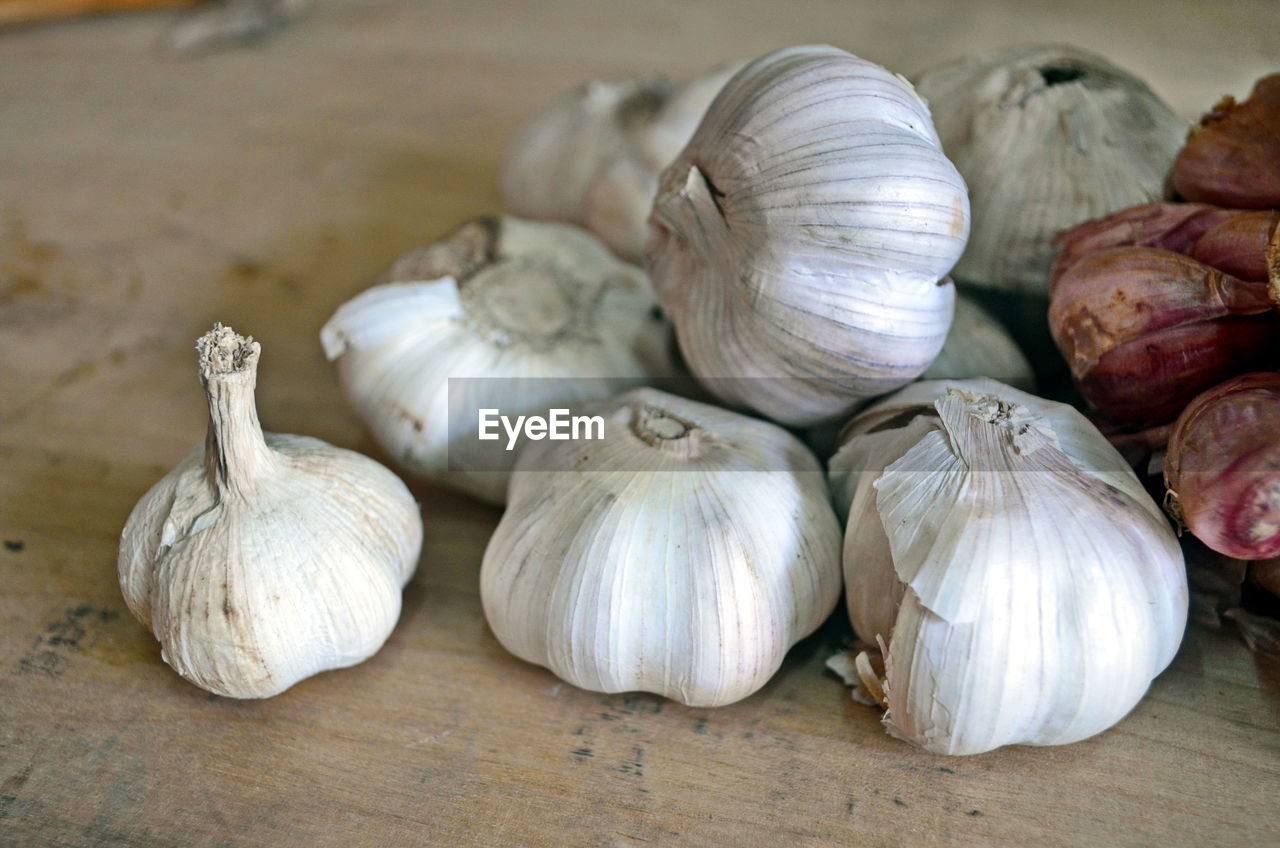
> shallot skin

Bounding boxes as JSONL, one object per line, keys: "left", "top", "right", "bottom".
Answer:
{"left": 1165, "top": 372, "right": 1280, "bottom": 560}
{"left": 1173, "top": 74, "right": 1280, "bottom": 210}
{"left": 1052, "top": 203, "right": 1279, "bottom": 288}
{"left": 1048, "top": 246, "right": 1277, "bottom": 427}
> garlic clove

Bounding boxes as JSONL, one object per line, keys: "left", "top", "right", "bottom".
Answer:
{"left": 921, "top": 292, "right": 1034, "bottom": 391}
{"left": 827, "top": 413, "right": 933, "bottom": 644}
{"left": 321, "top": 216, "right": 674, "bottom": 505}
{"left": 913, "top": 43, "right": 1186, "bottom": 295}
{"left": 118, "top": 325, "right": 423, "bottom": 699}
{"left": 481, "top": 387, "right": 843, "bottom": 707}
{"left": 582, "top": 61, "right": 746, "bottom": 262}
{"left": 828, "top": 378, "right": 1187, "bottom": 755}
{"left": 501, "top": 75, "right": 675, "bottom": 225}
{"left": 647, "top": 45, "right": 969, "bottom": 427}
{"left": 1164, "top": 372, "right": 1280, "bottom": 560}
{"left": 1173, "top": 74, "right": 1280, "bottom": 210}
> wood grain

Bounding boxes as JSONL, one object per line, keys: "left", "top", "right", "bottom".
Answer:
{"left": 2, "top": 2, "right": 1278, "bottom": 845}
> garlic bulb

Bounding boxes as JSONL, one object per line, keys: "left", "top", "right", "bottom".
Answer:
{"left": 118, "top": 325, "right": 422, "bottom": 699}
{"left": 481, "top": 387, "right": 842, "bottom": 707}
{"left": 913, "top": 43, "right": 1186, "bottom": 295}
{"left": 828, "top": 378, "right": 1187, "bottom": 755}
{"left": 501, "top": 75, "right": 673, "bottom": 225}
{"left": 922, "top": 293, "right": 1034, "bottom": 391}
{"left": 582, "top": 61, "right": 746, "bottom": 262}
{"left": 648, "top": 45, "right": 969, "bottom": 427}
{"left": 321, "top": 216, "right": 672, "bottom": 505}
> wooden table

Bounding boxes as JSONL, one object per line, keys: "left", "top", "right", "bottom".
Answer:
{"left": 2, "top": 2, "right": 1278, "bottom": 845}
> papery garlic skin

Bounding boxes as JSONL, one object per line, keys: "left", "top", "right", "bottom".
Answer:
{"left": 829, "top": 378, "right": 1186, "bottom": 755}
{"left": 914, "top": 44, "right": 1185, "bottom": 295}
{"left": 583, "top": 61, "right": 746, "bottom": 262}
{"left": 501, "top": 76, "right": 673, "bottom": 225}
{"left": 321, "top": 216, "right": 672, "bottom": 505}
{"left": 119, "top": 326, "right": 422, "bottom": 699}
{"left": 481, "top": 388, "right": 842, "bottom": 707}
{"left": 648, "top": 45, "right": 968, "bottom": 427}
{"left": 805, "top": 294, "right": 1031, "bottom": 462}
{"left": 922, "top": 293, "right": 1034, "bottom": 391}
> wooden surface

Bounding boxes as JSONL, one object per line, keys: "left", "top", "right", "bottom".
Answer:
{"left": 2, "top": 2, "right": 1279, "bottom": 845}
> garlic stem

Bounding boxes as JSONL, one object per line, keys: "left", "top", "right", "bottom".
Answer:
{"left": 630, "top": 405, "right": 706, "bottom": 458}
{"left": 459, "top": 258, "right": 582, "bottom": 349}
{"left": 197, "top": 324, "right": 275, "bottom": 498}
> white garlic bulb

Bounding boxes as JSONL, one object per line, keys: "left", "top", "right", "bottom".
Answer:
{"left": 921, "top": 292, "right": 1034, "bottom": 390}
{"left": 828, "top": 378, "right": 1187, "bottom": 755}
{"left": 648, "top": 45, "right": 970, "bottom": 427}
{"left": 321, "top": 216, "right": 672, "bottom": 505}
{"left": 481, "top": 387, "right": 843, "bottom": 707}
{"left": 501, "top": 75, "right": 674, "bottom": 225}
{"left": 118, "top": 325, "right": 422, "bottom": 699}
{"left": 582, "top": 61, "right": 747, "bottom": 262}
{"left": 804, "top": 293, "right": 1032, "bottom": 461}
{"left": 913, "top": 43, "right": 1186, "bottom": 295}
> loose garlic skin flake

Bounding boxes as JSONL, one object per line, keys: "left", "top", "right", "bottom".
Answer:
{"left": 648, "top": 45, "right": 969, "bottom": 427}
{"left": 829, "top": 378, "right": 1187, "bottom": 755}
{"left": 321, "top": 216, "right": 672, "bottom": 505}
{"left": 481, "top": 388, "right": 843, "bottom": 707}
{"left": 119, "top": 326, "right": 422, "bottom": 699}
